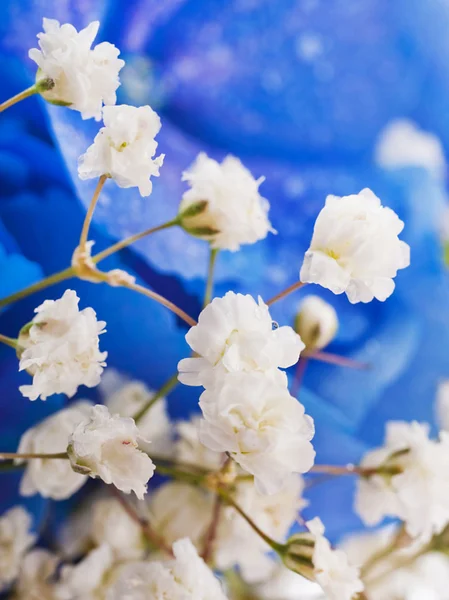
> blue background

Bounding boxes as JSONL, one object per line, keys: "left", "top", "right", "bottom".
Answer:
{"left": 1, "top": 0, "right": 449, "bottom": 543}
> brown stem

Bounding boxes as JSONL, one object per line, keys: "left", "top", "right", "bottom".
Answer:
{"left": 0, "top": 85, "right": 38, "bottom": 112}
{"left": 110, "top": 487, "right": 173, "bottom": 557}
{"left": 305, "top": 350, "right": 370, "bottom": 370}
{"left": 79, "top": 175, "right": 107, "bottom": 249}
{"left": 0, "top": 452, "right": 68, "bottom": 460}
{"left": 291, "top": 357, "right": 309, "bottom": 397}
{"left": 201, "top": 494, "right": 222, "bottom": 564}
{"left": 122, "top": 280, "right": 196, "bottom": 327}
{"left": 266, "top": 280, "right": 307, "bottom": 306}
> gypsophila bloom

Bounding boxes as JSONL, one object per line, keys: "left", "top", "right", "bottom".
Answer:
{"left": 105, "top": 538, "right": 228, "bottom": 600}
{"left": 78, "top": 104, "right": 164, "bottom": 196}
{"left": 0, "top": 507, "right": 36, "bottom": 592}
{"left": 29, "top": 19, "right": 124, "bottom": 120}
{"left": 68, "top": 404, "right": 155, "bottom": 499}
{"left": 55, "top": 544, "right": 113, "bottom": 600}
{"left": 101, "top": 369, "right": 172, "bottom": 455}
{"left": 14, "top": 549, "right": 58, "bottom": 600}
{"left": 199, "top": 372, "right": 315, "bottom": 494}
{"left": 178, "top": 292, "right": 304, "bottom": 388}
{"left": 300, "top": 188, "right": 410, "bottom": 303}
{"left": 148, "top": 482, "right": 212, "bottom": 548}
{"left": 175, "top": 416, "right": 224, "bottom": 470}
{"left": 16, "top": 401, "right": 92, "bottom": 500}
{"left": 18, "top": 290, "right": 107, "bottom": 401}
{"left": 355, "top": 421, "right": 449, "bottom": 541}
{"left": 307, "top": 518, "right": 364, "bottom": 600}
{"left": 294, "top": 295, "right": 338, "bottom": 350}
{"left": 91, "top": 497, "right": 145, "bottom": 560}
{"left": 178, "top": 153, "right": 274, "bottom": 251}
{"left": 215, "top": 475, "right": 307, "bottom": 582}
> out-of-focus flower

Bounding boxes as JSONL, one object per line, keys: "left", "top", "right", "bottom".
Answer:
{"left": 174, "top": 416, "right": 224, "bottom": 471}
{"left": 55, "top": 544, "right": 113, "bottom": 600}
{"left": 255, "top": 565, "right": 324, "bottom": 600}
{"left": 178, "top": 292, "right": 304, "bottom": 388}
{"left": 18, "top": 289, "right": 107, "bottom": 401}
{"left": 294, "top": 295, "right": 338, "bottom": 350}
{"left": 78, "top": 105, "right": 164, "bottom": 196}
{"left": 436, "top": 380, "right": 449, "bottom": 432}
{"left": 178, "top": 153, "right": 273, "bottom": 251}
{"left": 300, "top": 189, "right": 410, "bottom": 303}
{"left": 199, "top": 372, "right": 315, "bottom": 494}
{"left": 148, "top": 482, "right": 212, "bottom": 547}
{"left": 355, "top": 421, "right": 449, "bottom": 541}
{"left": 68, "top": 404, "right": 155, "bottom": 499}
{"left": 91, "top": 497, "right": 145, "bottom": 561}
{"left": 101, "top": 369, "right": 172, "bottom": 455}
{"left": 17, "top": 401, "right": 92, "bottom": 499}
{"left": 13, "top": 549, "right": 58, "bottom": 600}
{"left": 105, "top": 538, "right": 228, "bottom": 600}
{"left": 0, "top": 507, "right": 36, "bottom": 592}
{"left": 29, "top": 19, "right": 124, "bottom": 120}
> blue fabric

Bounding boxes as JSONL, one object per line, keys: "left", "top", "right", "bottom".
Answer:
{"left": 0, "top": 0, "right": 449, "bottom": 542}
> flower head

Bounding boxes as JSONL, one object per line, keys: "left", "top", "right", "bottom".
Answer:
{"left": 178, "top": 292, "right": 304, "bottom": 388}
{"left": 14, "top": 549, "right": 58, "bottom": 600}
{"left": 175, "top": 416, "right": 224, "bottom": 470}
{"left": 355, "top": 421, "right": 449, "bottom": 541}
{"left": 78, "top": 104, "right": 164, "bottom": 196}
{"left": 105, "top": 538, "right": 228, "bottom": 600}
{"left": 295, "top": 295, "right": 338, "bottom": 350}
{"left": 18, "top": 289, "right": 107, "bottom": 401}
{"left": 199, "top": 372, "right": 315, "bottom": 494}
{"left": 17, "top": 401, "right": 92, "bottom": 500}
{"left": 300, "top": 189, "right": 410, "bottom": 303}
{"left": 68, "top": 404, "right": 155, "bottom": 499}
{"left": 0, "top": 507, "right": 36, "bottom": 592}
{"left": 178, "top": 153, "right": 274, "bottom": 251}
{"left": 29, "top": 19, "right": 124, "bottom": 120}
{"left": 56, "top": 544, "right": 113, "bottom": 600}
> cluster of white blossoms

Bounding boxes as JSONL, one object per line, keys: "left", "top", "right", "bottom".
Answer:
{"left": 0, "top": 507, "right": 36, "bottom": 592}
{"left": 178, "top": 153, "right": 274, "bottom": 251}
{"left": 18, "top": 289, "right": 106, "bottom": 401}
{"left": 300, "top": 188, "right": 410, "bottom": 303}
{"left": 355, "top": 420, "right": 449, "bottom": 542}
{"left": 29, "top": 19, "right": 124, "bottom": 120}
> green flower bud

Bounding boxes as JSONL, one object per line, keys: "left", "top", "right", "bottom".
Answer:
{"left": 280, "top": 533, "right": 316, "bottom": 581}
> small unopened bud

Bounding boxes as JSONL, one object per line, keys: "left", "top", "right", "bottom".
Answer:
{"left": 72, "top": 242, "right": 135, "bottom": 287}
{"left": 294, "top": 295, "right": 338, "bottom": 350}
{"left": 281, "top": 533, "right": 316, "bottom": 581}
{"left": 178, "top": 199, "right": 220, "bottom": 241}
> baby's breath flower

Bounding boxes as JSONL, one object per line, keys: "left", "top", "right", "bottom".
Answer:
{"left": 0, "top": 507, "right": 36, "bottom": 592}
{"left": 295, "top": 295, "right": 338, "bottom": 350}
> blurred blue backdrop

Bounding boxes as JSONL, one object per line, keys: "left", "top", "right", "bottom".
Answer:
{"left": 1, "top": 0, "right": 449, "bottom": 543}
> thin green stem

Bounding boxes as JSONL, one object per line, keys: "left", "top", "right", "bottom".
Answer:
{"left": 134, "top": 373, "right": 179, "bottom": 423}
{"left": 0, "top": 334, "right": 17, "bottom": 350}
{"left": 266, "top": 280, "right": 307, "bottom": 306}
{"left": 0, "top": 85, "right": 38, "bottom": 112}
{"left": 79, "top": 175, "right": 107, "bottom": 249}
{"left": 0, "top": 452, "right": 68, "bottom": 460}
{"left": 92, "top": 218, "right": 180, "bottom": 264}
{"left": 203, "top": 248, "right": 219, "bottom": 308}
{"left": 0, "top": 267, "right": 75, "bottom": 309}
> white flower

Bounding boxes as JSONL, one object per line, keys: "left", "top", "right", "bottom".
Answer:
{"left": 29, "top": 19, "right": 124, "bottom": 120}
{"left": 256, "top": 565, "right": 325, "bottom": 600}
{"left": 199, "top": 372, "right": 315, "bottom": 494}
{"left": 0, "top": 507, "right": 36, "bottom": 591}
{"left": 355, "top": 421, "right": 449, "bottom": 541}
{"left": 215, "top": 475, "right": 307, "bottom": 582}
{"left": 68, "top": 404, "right": 155, "bottom": 499}
{"left": 175, "top": 416, "right": 224, "bottom": 470}
{"left": 91, "top": 497, "right": 145, "bottom": 560}
{"left": 78, "top": 104, "right": 164, "bottom": 196}
{"left": 375, "top": 119, "right": 446, "bottom": 179}
{"left": 300, "top": 189, "right": 410, "bottom": 303}
{"left": 148, "top": 482, "right": 212, "bottom": 547}
{"left": 307, "top": 517, "right": 364, "bottom": 600}
{"left": 14, "top": 549, "right": 58, "bottom": 600}
{"left": 295, "top": 295, "right": 338, "bottom": 350}
{"left": 105, "top": 538, "right": 228, "bottom": 600}
{"left": 18, "top": 289, "right": 107, "bottom": 401}
{"left": 17, "top": 401, "right": 92, "bottom": 500}
{"left": 101, "top": 369, "right": 172, "bottom": 455}
{"left": 56, "top": 544, "right": 113, "bottom": 600}
{"left": 178, "top": 292, "right": 304, "bottom": 388}
{"left": 179, "top": 153, "right": 274, "bottom": 251}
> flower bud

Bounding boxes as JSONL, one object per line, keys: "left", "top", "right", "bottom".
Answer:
{"left": 178, "top": 199, "right": 220, "bottom": 240}
{"left": 294, "top": 295, "right": 338, "bottom": 350}
{"left": 280, "top": 532, "right": 316, "bottom": 581}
